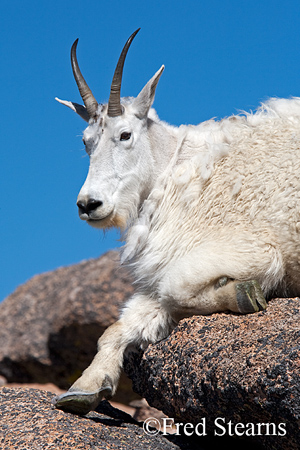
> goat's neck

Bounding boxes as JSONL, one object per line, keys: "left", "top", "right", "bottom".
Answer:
{"left": 148, "top": 118, "right": 178, "bottom": 180}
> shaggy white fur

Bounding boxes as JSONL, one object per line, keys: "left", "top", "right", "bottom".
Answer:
{"left": 56, "top": 37, "right": 300, "bottom": 414}
{"left": 123, "top": 97, "right": 300, "bottom": 305}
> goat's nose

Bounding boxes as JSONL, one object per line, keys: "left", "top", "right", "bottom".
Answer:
{"left": 77, "top": 198, "right": 103, "bottom": 214}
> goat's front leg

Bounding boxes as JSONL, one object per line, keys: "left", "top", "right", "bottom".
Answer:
{"left": 55, "top": 294, "right": 175, "bottom": 415}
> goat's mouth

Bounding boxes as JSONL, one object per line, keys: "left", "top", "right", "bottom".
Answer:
{"left": 86, "top": 211, "right": 113, "bottom": 226}
{"left": 78, "top": 202, "right": 114, "bottom": 223}
{"left": 86, "top": 210, "right": 126, "bottom": 230}
{"left": 77, "top": 199, "right": 127, "bottom": 230}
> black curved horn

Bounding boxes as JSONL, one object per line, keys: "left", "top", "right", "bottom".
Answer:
{"left": 71, "top": 39, "right": 98, "bottom": 119}
{"left": 107, "top": 28, "right": 140, "bottom": 117}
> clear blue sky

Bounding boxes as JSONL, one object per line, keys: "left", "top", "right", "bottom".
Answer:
{"left": 1, "top": 0, "right": 300, "bottom": 301}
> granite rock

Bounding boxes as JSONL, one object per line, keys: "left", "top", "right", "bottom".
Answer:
{"left": 124, "top": 298, "right": 300, "bottom": 450}
{"left": 0, "top": 387, "right": 266, "bottom": 450}
{"left": 0, "top": 387, "right": 196, "bottom": 450}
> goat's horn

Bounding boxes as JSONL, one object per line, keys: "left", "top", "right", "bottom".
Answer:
{"left": 71, "top": 39, "right": 99, "bottom": 119}
{"left": 107, "top": 28, "right": 140, "bottom": 117}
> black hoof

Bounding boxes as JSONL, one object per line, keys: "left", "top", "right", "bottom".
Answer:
{"left": 235, "top": 280, "right": 267, "bottom": 314}
{"left": 54, "top": 383, "right": 112, "bottom": 415}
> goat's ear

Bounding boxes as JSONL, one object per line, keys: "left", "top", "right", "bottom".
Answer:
{"left": 133, "top": 65, "right": 164, "bottom": 118}
{"left": 55, "top": 98, "right": 90, "bottom": 122}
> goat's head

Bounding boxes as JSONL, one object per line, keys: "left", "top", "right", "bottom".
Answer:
{"left": 56, "top": 29, "right": 164, "bottom": 230}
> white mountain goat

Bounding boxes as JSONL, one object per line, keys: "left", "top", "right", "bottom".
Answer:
{"left": 55, "top": 29, "right": 300, "bottom": 414}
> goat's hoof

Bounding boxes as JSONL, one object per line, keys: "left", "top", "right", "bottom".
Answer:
{"left": 235, "top": 280, "right": 267, "bottom": 314}
{"left": 54, "top": 385, "right": 112, "bottom": 415}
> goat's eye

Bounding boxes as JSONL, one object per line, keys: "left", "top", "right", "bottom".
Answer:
{"left": 120, "top": 132, "right": 131, "bottom": 141}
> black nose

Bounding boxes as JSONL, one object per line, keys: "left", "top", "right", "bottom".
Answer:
{"left": 77, "top": 198, "right": 103, "bottom": 214}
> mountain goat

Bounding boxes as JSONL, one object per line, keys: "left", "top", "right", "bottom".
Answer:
{"left": 55, "top": 29, "right": 300, "bottom": 414}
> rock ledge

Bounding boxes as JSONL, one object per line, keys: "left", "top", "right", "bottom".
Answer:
{"left": 125, "top": 298, "right": 300, "bottom": 450}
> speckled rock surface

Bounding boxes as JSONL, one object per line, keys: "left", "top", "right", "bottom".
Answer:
{"left": 124, "top": 298, "right": 300, "bottom": 450}
{"left": 0, "top": 251, "right": 135, "bottom": 401}
{"left": 0, "top": 387, "right": 265, "bottom": 450}
{"left": 0, "top": 387, "right": 196, "bottom": 450}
